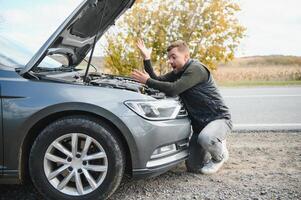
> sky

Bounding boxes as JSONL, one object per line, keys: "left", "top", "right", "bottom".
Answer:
{"left": 237, "top": 0, "right": 301, "bottom": 56}
{"left": 0, "top": 0, "right": 300, "bottom": 57}
{"left": 0, "top": 0, "right": 80, "bottom": 53}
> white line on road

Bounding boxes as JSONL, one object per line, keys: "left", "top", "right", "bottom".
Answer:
{"left": 224, "top": 95, "right": 301, "bottom": 98}
{"left": 234, "top": 123, "right": 301, "bottom": 127}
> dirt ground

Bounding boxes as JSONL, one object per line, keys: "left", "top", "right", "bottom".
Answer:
{"left": 1, "top": 132, "right": 300, "bottom": 200}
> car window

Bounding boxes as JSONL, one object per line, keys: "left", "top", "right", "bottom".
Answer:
{"left": 0, "top": 36, "right": 33, "bottom": 68}
{"left": 0, "top": 0, "right": 81, "bottom": 68}
{"left": 0, "top": 36, "right": 62, "bottom": 69}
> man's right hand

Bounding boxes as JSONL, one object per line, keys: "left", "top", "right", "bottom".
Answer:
{"left": 137, "top": 39, "right": 152, "bottom": 60}
{"left": 131, "top": 69, "right": 150, "bottom": 84}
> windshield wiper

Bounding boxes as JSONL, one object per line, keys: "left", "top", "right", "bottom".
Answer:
{"left": 33, "top": 65, "right": 79, "bottom": 73}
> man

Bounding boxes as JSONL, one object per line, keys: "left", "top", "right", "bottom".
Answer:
{"left": 131, "top": 39, "right": 232, "bottom": 174}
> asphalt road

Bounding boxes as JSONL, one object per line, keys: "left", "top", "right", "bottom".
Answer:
{"left": 220, "top": 86, "right": 301, "bottom": 131}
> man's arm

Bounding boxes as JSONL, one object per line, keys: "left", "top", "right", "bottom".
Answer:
{"left": 144, "top": 60, "right": 177, "bottom": 82}
{"left": 146, "top": 64, "right": 208, "bottom": 96}
{"left": 136, "top": 39, "right": 176, "bottom": 82}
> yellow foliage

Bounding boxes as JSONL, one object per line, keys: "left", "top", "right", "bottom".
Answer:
{"left": 103, "top": 0, "right": 246, "bottom": 75}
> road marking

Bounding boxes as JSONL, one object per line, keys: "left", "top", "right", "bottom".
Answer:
{"left": 234, "top": 123, "right": 301, "bottom": 127}
{"left": 224, "top": 94, "right": 301, "bottom": 98}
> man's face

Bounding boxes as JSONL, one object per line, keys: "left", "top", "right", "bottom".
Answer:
{"left": 167, "top": 47, "right": 189, "bottom": 73}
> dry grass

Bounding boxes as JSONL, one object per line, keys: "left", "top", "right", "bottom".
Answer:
{"left": 53, "top": 55, "right": 301, "bottom": 86}
{"left": 218, "top": 55, "right": 301, "bottom": 68}
{"left": 213, "top": 65, "right": 301, "bottom": 83}
{"left": 213, "top": 56, "right": 301, "bottom": 85}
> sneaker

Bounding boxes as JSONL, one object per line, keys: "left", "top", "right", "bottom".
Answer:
{"left": 200, "top": 159, "right": 225, "bottom": 174}
{"left": 222, "top": 140, "right": 229, "bottom": 162}
{"left": 201, "top": 141, "right": 228, "bottom": 175}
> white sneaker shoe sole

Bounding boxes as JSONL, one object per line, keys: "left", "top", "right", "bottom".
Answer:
{"left": 201, "top": 140, "right": 229, "bottom": 175}
{"left": 201, "top": 159, "right": 225, "bottom": 175}
{"left": 223, "top": 140, "right": 229, "bottom": 162}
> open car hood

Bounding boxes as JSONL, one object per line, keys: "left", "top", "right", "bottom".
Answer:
{"left": 20, "top": 0, "right": 135, "bottom": 75}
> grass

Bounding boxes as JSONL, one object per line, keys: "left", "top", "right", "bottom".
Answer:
{"left": 53, "top": 55, "right": 301, "bottom": 87}
{"left": 213, "top": 56, "right": 301, "bottom": 87}
{"left": 217, "top": 80, "right": 301, "bottom": 87}
{"left": 213, "top": 65, "right": 301, "bottom": 87}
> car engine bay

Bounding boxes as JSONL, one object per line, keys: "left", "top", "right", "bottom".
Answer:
{"left": 87, "top": 73, "right": 166, "bottom": 99}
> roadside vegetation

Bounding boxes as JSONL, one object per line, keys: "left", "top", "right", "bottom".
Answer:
{"left": 102, "top": 0, "right": 245, "bottom": 75}
{"left": 213, "top": 55, "right": 301, "bottom": 86}
{"left": 76, "top": 55, "right": 301, "bottom": 87}
{"left": 74, "top": 0, "right": 300, "bottom": 88}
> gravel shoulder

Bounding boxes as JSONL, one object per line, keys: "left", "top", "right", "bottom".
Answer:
{"left": 1, "top": 132, "right": 300, "bottom": 200}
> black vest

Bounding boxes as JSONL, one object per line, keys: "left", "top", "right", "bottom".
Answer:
{"left": 178, "top": 60, "right": 231, "bottom": 133}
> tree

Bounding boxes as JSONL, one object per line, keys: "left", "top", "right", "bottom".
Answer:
{"left": 103, "top": 0, "right": 246, "bottom": 75}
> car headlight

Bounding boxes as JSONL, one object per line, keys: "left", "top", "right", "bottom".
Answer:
{"left": 124, "top": 99, "right": 182, "bottom": 120}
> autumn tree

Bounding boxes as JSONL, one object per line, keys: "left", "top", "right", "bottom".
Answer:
{"left": 103, "top": 0, "right": 245, "bottom": 75}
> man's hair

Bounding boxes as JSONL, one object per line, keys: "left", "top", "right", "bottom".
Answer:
{"left": 167, "top": 40, "right": 190, "bottom": 54}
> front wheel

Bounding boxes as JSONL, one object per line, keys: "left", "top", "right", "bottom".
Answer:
{"left": 29, "top": 116, "right": 125, "bottom": 200}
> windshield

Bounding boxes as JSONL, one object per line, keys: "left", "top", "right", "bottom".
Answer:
{"left": 0, "top": 36, "right": 62, "bottom": 69}
{"left": 0, "top": 36, "right": 33, "bottom": 68}
{"left": 0, "top": 0, "right": 81, "bottom": 69}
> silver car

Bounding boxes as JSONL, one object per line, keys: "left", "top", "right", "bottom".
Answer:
{"left": 0, "top": 0, "right": 191, "bottom": 199}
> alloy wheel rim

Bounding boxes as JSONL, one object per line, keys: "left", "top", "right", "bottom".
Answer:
{"left": 43, "top": 133, "right": 108, "bottom": 196}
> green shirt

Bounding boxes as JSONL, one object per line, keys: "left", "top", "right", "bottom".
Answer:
{"left": 144, "top": 59, "right": 209, "bottom": 96}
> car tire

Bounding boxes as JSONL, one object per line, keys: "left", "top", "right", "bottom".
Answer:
{"left": 29, "top": 115, "right": 125, "bottom": 200}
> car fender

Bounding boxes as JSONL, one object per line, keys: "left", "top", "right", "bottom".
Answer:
{"left": 19, "top": 102, "right": 138, "bottom": 172}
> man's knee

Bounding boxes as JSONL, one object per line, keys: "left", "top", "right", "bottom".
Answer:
{"left": 197, "top": 133, "right": 213, "bottom": 149}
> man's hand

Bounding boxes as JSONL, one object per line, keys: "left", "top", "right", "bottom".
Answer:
{"left": 137, "top": 39, "right": 152, "bottom": 60}
{"left": 131, "top": 69, "right": 150, "bottom": 84}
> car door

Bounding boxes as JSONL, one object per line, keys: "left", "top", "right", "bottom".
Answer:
{"left": 0, "top": 84, "right": 3, "bottom": 175}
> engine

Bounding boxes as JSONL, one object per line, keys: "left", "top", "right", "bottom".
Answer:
{"left": 87, "top": 73, "right": 166, "bottom": 99}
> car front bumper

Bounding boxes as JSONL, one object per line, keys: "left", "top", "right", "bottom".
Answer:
{"left": 119, "top": 115, "right": 191, "bottom": 178}
{"left": 132, "top": 149, "right": 188, "bottom": 179}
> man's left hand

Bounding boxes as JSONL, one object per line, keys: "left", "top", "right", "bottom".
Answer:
{"left": 131, "top": 69, "right": 150, "bottom": 84}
